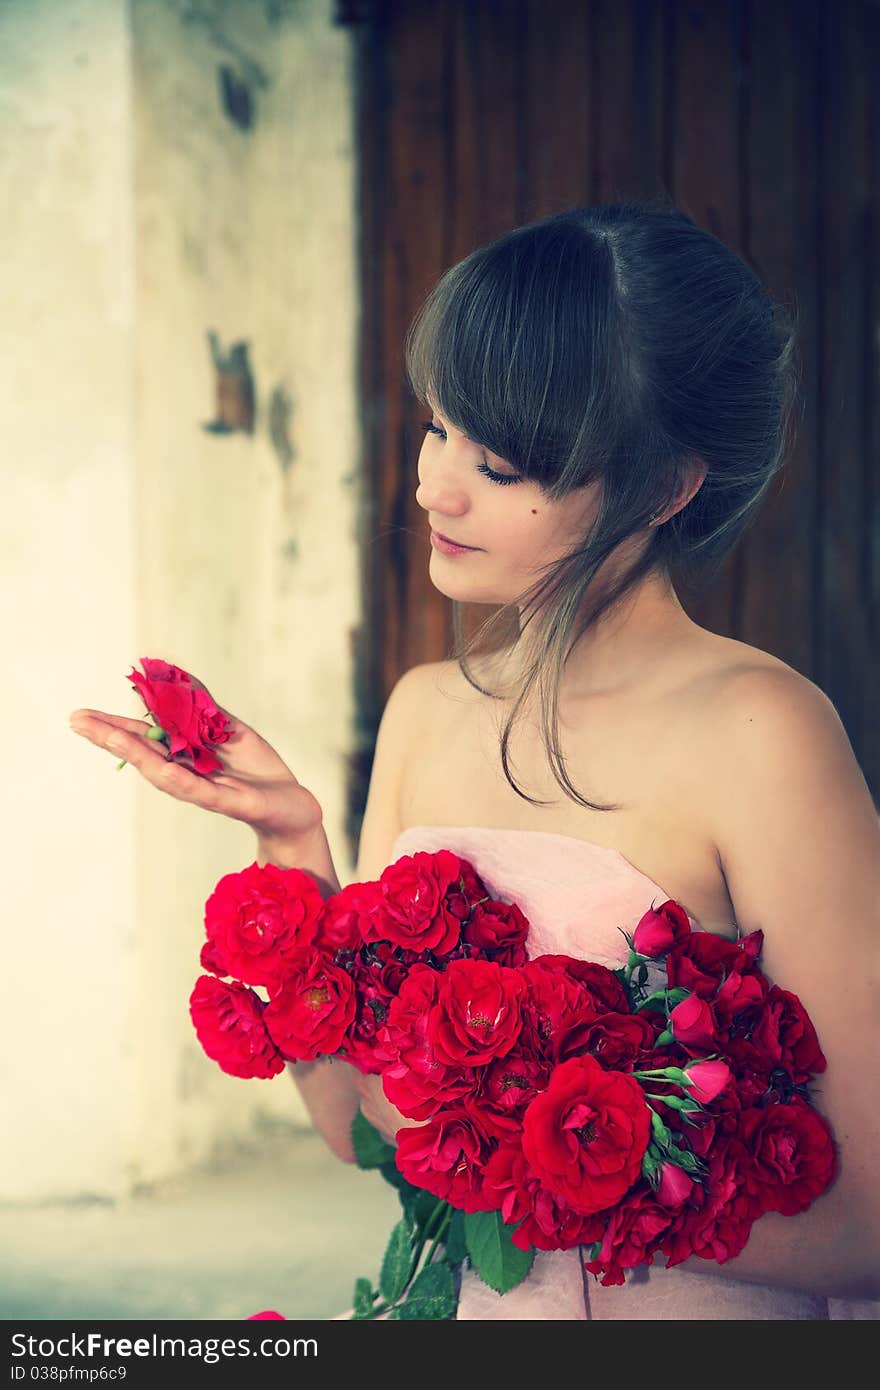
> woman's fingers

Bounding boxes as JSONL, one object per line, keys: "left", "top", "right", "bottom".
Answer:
{"left": 69, "top": 708, "right": 154, "bottom": 737}
{"left": 73, "top": 713, "right": 259, "bottom": 819}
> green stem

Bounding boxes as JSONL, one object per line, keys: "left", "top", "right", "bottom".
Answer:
{"left": 405, "top": 1198, "right": 450, "bottom": 1284}
{"left": 420, "top": 1206, "right": 453, "bottom": 1271}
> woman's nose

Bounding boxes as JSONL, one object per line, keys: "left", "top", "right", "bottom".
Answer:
{"left": 416, "top": 453, "right": 471, "bottom": 515}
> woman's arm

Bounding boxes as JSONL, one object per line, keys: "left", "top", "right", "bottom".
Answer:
{"left": 681, "top": 668, "right": 880, "bottom": 1300}
{"left": 258, "top": 663, "right": 434, "bottom": 1164}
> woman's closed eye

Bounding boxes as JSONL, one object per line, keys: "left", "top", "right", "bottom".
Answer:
{"left": 420, "top": 421, "right": 522, "bottom": 486}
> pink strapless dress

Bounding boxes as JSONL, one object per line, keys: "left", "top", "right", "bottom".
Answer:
{"left": 373, "top": 824, "right": 874, "bottom": 1321}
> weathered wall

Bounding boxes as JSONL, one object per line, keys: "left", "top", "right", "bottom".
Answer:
{"left": 1, "top": 0, "right": 359, "bottom": 1201}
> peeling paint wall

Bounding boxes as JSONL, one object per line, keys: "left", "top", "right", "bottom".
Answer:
{"left": 2, "top": 0, "right": 360, "bottom": 1200}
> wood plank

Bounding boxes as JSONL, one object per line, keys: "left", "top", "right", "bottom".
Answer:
{"left": 817, "top": 0, "right": 876, "bottom": 779}
{"left": 668, "top": 0, "right": 746, "bottom": 639}
{"left": 739, "top": 0, "right": 819, "bottom": 678}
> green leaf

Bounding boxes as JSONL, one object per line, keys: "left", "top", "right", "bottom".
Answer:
{"left": 351, "top": 1277, "right": 375, "bottom": 1319}
{"left": 444, "top": 1208, "right": 467, "bottom": 1266}
{"left": 379, "top": 1219, "right": 414, "bottom": 1304}
{"left": 397, "top": 1262, "right": 457, "bottom": 1320}
{"left": 351, "top": 1111, "right": 396, "bottom": 1169}
{"left": 384, "top": 1307, "right": 402, "bottom": 1319}
{"left": 378, "top": 1160, "right": 409, "bottom": 1194}
{"left": 464, "top": 1210, "right": 534, "bottom": 1294}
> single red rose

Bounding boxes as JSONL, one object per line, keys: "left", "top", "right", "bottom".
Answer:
{"left": 522, "top": 1055, "right": 650, "bottom": 1216}
{"left": 532, "top": 956, "right": 630, "bottom": 1015}
{"left": 444, "top": 858, "right": 491, "bottom": 923}
{"left": 685, "top": 1059, "right": 732, "bottom": 1105}
{"left": 632, "top": 900, "right": 692, "bottom": 959}
{"left": 362, "top": 851, "right": 464, "bottom": 954}
{"left": 661, "top": 1135, "right": 761, "bottom": 1267}
{"left": 247, "top": 1311, "right": 286, "bottom": 1320}
{"left": 563, "top": 1011, "right": 657, "bottom": 1070}
{"left": 394, "top": 1108, "right": 496, "bottom": 1213}
{"left": 313, "top": 880, "right": 375, "bottom": 953}
{"left": 723, "top": 1039, "right": 775, "bottom": 1106}
{"left": 665, "top": 932, "right": 762, "bottom": 999}
{"left": 583, "top": 1187, "right": 674, "bottom": 1287}
{"left": 740, "top": 1102, "right": 837, "bottom": 1215}
{"left": 669, "top": 994, "right": 718, "bottom": 1052}
{"left": 713, "top": 969, "right": 768, "bottom": 1026}
{"left": 263, "top": 950, "right": 356, "bottom": 1062}
{"left": 520, "top": 958, "right": 609, "bottom": 1064}
{"left": 127, "top": 657, "right": 231, "bottom": 774}
{"left": 337, "top": 972, "right": 396, "bottom": 1075}
{"left": 470, "top": 1052, "right": 550, "bottom": 1136}
{"left": 462, "top": 897, "right": 530, "bottom": 967}
{"left": 189, "top": 975, "right": 285, "bottom": 1079}
{"left": 428, "top": 958, "right": 526, "bottom": 1067}
{"left": 378, "top": 966, "right": 474, "bottom": 1119}
{"left": 202, "top": 861, "right": 324, "bottom": 989}
{"left": 749, "top": 987, "right": 827, "bottom": 1083}
{"left": 657, "top": 1162, "right": 696, "bottom": 1208}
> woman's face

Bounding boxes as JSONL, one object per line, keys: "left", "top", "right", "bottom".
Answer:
{"left": 415, "top": 401, "right": 596, "bottom": 606}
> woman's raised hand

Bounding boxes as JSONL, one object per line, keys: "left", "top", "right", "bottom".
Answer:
{"left": 69, "top": 674, "right": 324, "bottom": 845}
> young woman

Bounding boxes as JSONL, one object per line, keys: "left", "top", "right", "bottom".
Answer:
{"left": 70, "top": 200, "right": 880, "bottom": 1319}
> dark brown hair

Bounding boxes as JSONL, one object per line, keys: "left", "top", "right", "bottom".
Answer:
{"left": 405, "top": 197, "right": 800, "bottom": 810}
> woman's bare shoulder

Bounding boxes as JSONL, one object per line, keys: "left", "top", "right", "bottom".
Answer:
{"left": 686, "top": 631, "right": 825, "bottom": 709}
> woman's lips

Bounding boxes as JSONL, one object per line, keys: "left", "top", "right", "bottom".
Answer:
{"left": 430, "top": 530, "right": 481, "bottom": 556}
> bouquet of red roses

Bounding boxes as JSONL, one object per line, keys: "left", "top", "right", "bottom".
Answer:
{"left": 189, "top": 847, "right": 838, "bottom": 1320}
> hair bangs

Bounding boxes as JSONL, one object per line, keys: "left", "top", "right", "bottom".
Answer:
{"left": 405, "top": 223, "right": 632, "bottom": 498}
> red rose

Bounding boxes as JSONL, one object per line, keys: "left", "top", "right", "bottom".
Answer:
{"left": 632, "top": 900, "right": 692, "bottom": 958}
{"left": 669, "top": 994, "right": 718, "bottom": 1051}
{"left": 246, "top": 1311, "right": 285, "bottom": 1320}
{"left": 428, "top": 958, "right": 526, "bottom": 1066}
{"left": 363, "top": 852, "right": 464, "bottom": 954}
{"left": 202, "top": 862, "right": 324, "bottom": 989}
{"left": 520, "top": 962, "right": 594, "bottom": 1064}
{"left": 189, "top": 975, "right": 285, "bottom": 1079}
{"left": 583, "top": 1187, "right": 674, "bottom": 1286}
{"left": 313, "top": 881, "right": 375, "bottom": 953}
{"left": 394, "top": 1109, "right": 496, "bottom": 1213}
{"left": 713, "top": 969, "right": 768, "bottom": 1027}
{"left": 661, "top": 1135, "right": 760, "bottom": 1267}
{"left": 656, "top": 1162, "right": 696, "bottom": 1208}
{"left": 684, "top": 1059, "right": 732, "bottom": 1104}
{"left": 471, "top": 1052, "right": 550, "bottom": 1136}
{"left": 740, "top": 1102, "right": 837, "bottom": 1215}
{"left": 563, "top": 1012, "right": 657, "bottom": 1070}
{"left": 444, "top": 858, "right": 490, "bottom": 924}
{"left": 338, "top": 974, "right": 394, "bottom": 1075}
{"left": 750, "top": 987, "right": 827, "bottom": 1082}
{"left": 481, "top": 1145, "right": 605, "bottom": 1252}
{"left": 532, "top": 956, "right": 629, "bottom": 1015}
{"left": 378, "top": 966, "right": 474, "bottom": 1119}
{"left": 462, "top": 897, "right": 530, "bottom": 966}
{"left": 666, "top": 932, "right": 762, "bottom": 999}
{"left": 522, "top": 1055, "right": 650, "bottom": 1216}
{"left": 263, "top": 951, "right": 356, "bottom": 1062}
{"left": 127, "top": 658, "right": 231, "bottom": 773}
{"left": 724, "top": 1039, "right": 775, "bottom": 1106}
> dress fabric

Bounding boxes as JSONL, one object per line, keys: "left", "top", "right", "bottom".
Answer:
{"left": 380, "top": 824, "right": 874, "bottom": 1321}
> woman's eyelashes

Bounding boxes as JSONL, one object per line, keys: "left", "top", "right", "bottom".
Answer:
{"left": 420, "top": 421, "right": 521, "bottom": 486}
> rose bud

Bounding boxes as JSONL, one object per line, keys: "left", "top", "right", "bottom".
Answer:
{"left": 669, "top": 994, "right": 716, "bottom": 1051}
{"left": 685, "top": 1059, "right": 731, "bottom": 1104}
{"left": 657, "top": 1162, "right": 696, "bottom": 1208}
{"left": 632, "top": 901, "right": 691, "bottom": 959}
